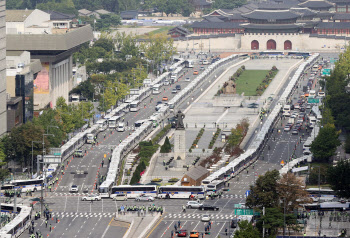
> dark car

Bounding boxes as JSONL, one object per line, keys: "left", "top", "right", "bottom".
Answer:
{"left": 177, "top": 230, "right": 188, "bottom": 237}
{"left": 176, "top": 85, "right": 181, "bottom": 90}
{"left": 231, "top": 218, "right": 238, "bottom": 228}
{"left": 300, "top": 107, "right": 305, "bottom": 112}
{"left": 74, "top": 150, "right": 83, "bottom": 157}
{"left": 157, "top": 101, "right": 162, "bottom": 105}
{"left": 199, "top": 204, "right": 219, "bottom": 211}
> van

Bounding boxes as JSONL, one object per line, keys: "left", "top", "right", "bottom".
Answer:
{"left": 163, "top": 79, "right": 170, "bottom": 86}
{"left": 117, "top": 122, "right": 125, "bottom": 132}
{"left": 170, "top": 75, "right": 177, "bottom": 83}
{"left": 113, "top": 194, "right": 127, "bottom": 201}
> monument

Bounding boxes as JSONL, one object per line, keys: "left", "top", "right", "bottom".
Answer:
{"left": 174, "top": 110, "right": 186, "bottom": 163}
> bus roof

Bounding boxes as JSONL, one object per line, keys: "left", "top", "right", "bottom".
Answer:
{"left": 96, "top": 119, "right": 106, "bottom": 124}
{"left": 153, "top": 84, "right": 161, "bottom": 88}
{"left": 130, "top": 100, "right": 140, "bottom": 104}
{"left": 109, "top": 116, "right": 120, "bottom": 121}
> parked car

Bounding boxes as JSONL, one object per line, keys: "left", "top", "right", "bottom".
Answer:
{"left": 70, "top": 185, "right": 79, "bottom": 193}
{"left": 187, "top": 201, "right": 202, "bottom": 209}
{"left": 199, "top": 204, "right": 219, "bottom": 211}
{"left": 81, "top": 194, "right": 101, "bottom": 201}
{"left": 113, "top": 194, "right": 128, "bottom": 201}
{"left": 177, "top": 230, "right": 188, "bottom": 237}
{"left": 135, "top": 194, "right": 155, "bottom": 201}
{"left": 201, "top": 214, "right": 211, "bottom": 222}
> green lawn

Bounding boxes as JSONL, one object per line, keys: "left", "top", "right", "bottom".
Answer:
{"left": 148, "top": 26, "right": 174, "bottom": 35}
{"left": 235, "top": 70, "right": 269, "bottom": 96}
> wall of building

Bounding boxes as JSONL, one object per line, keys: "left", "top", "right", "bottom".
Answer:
{"left": 241, "top": 33, "right": 348, "bottom": 51}
{"left": 0, "top": 0, "right": 6, "bottom": 136}
{"left": 24, "top": 9, "right": 50, "bottom": 28}
{"left": 174, "top": 35, "right": 241, "bottom": 51}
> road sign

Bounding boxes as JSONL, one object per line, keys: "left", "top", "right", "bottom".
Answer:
{"left": 234, "top": 204, "right": 242, "bottom": 208}
{"left": 234, "top": 209, "right": 254, "bottom": 215}
{"left": 308, "top": 98, "right": 319, "bottom": 104}
{"left": 245, "top": 190, "right": 251, "bottom": 197}
{"left": 322, "top": 68, "right": 331, "bottom": 76}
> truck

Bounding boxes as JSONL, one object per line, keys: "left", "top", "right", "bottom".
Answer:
{"left": 288, "top": 117, "right": 295, "bottom": 124}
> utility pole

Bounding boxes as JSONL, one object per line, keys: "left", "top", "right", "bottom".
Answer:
{"left": 263, "top": 207, "right": 265, "bottom": 238}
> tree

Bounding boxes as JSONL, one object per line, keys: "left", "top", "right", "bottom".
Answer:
{"left": 160, "top": 136, "right": 171, "bottom": 153}
{"left": 234, "top": 220, "right": 260, "bottom": 238}
{"left": 310, "top": 123, "right": 340, "bottom": 162}
{"left": 277, "top": 172, "right": 312, "bottom": 213}
{"left": 246, "top": 169, "right": 280, "bottom": 210}
{"left": 70, "top": 79, "right": 95, "bottom": 101}
{"left": 114, "top": 32, "right": 140, "bottom": 59}
{"left": 327, "top": 160, "right": 350, "bottom": 198}
{"left": 345, "top": 134, "right": 350, "bottom": 154}
{"left": 226, "top": 118, "right": 249, "bottom": 155}
{"left": 94, "top": 37, "right": 115, "bottom": 53}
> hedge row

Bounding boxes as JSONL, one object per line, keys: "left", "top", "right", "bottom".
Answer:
{"left": 255, "top": 66, "right": 278, "bottom": 96}
{"left": 208, "top": 128, "right": 222, "bottom": 149}
{"left": 190, "top": 128, "right": 205, "bottom": 150}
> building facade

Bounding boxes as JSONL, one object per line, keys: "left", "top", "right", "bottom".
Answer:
{"left": 0, "top": 0, "right": 6, "bottom": 136}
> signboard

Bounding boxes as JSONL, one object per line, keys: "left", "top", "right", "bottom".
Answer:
{"left": 308, "top": 98, "right": 320, "bottom": 104}
{"left": 245, "top": 190, "right": 251, "bottom": 198}
{"left": 234, "top": 209, "right": 254, "bottom": 215}
{"left": 43, "top": 155, "right": 61, "bottom": 164}
{"left": 322, "top": 68, "right": 331, "bottom": 76}
{"left": 234, "top": 204, "right": 242, "bottom": 208}
{"left": 292, "top": 166, "right": 309, "bottom": 173}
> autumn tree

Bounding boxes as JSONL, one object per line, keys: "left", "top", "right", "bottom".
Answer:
{"left": 277, "top": 172, "right": 312, "bottom": 213}
{"left": 246, "top": 169, "right": 280, "bottom": 210}
{"left": 225, "top": 118, "right": 249, "bottom": 155}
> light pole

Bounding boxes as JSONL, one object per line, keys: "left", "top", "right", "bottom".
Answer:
{"left": 31, "top": 141, "right": 41, "bottom": 177}
{"left": 41, "top": 133, "right": 54, "bottom": 215}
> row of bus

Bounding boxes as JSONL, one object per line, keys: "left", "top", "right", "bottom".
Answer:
{"left": 98, "top": 54, "right": 247, "bottom": 198}
{"left": 201, "top": 53, "right": 320, "bottom": 189}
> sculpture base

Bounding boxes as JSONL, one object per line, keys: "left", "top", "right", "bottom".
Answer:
{"left": 174, "top": 130, "right": 186, "bottom": 161}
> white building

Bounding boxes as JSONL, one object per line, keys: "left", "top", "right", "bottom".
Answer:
{"left": 0, "top": 0, "right": 6, "bottom": 136}
{"left": 6, "top": 9, "right": 51, "bottom": 34}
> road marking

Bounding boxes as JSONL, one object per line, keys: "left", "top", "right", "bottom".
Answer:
{"left": 215, "top": 221, "right": 227, "bottom": 238}
{"left": 145, "top": 214, "right": 165, "bottom": 238}
{"left": 101, "top": 217, "right": 114, "bottom": 238}
{"left": 77, "top": 195, "right": 80, "bottom": 212}
{"left": 64, "top": 195, "right": 67, "bottom": 212}
{"left": 160, "top": 221, "right": 174, "bottom": 238}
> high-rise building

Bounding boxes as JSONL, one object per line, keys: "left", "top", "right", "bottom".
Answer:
{"left": 0, "top": 0, "right": 6, "bottom": 136}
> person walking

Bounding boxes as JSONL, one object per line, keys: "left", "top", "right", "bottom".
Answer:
{"left": 45, "top": 220, "right": 48, "bottom": 228}
{"left": 49, "top": 224, "right": 52, "bottom": 232}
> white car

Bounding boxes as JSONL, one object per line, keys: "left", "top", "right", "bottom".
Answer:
{"left": 186, "top": 201, "right": 203, "bottom": 209}
{"left": 201, "top": 214, "right": 211, "bottom": 222}
{"left": 294, "top": 104, "right": 300, "bottom": 110}
{"left": 81, "top": 194, "right": 101, "bottom": 201}
{"left": 185, "top": 77, "right": 190, "bottom": 82}
{"left": 135, "top": 194, "right": 155, "bottom": 201}
{"left": 117, "top": 123, "right": 125, "bottom": 132}
{"left": 70, "top": 185, "right": 79, "bottom": 193}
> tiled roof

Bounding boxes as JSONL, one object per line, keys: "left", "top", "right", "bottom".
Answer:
{"left": 333, "top": 13, "right": 350, "bottom": 20}
{"left": 316, "top": 21, "right": 350, "bottom": 29}
{"left": 95, "top": 9, "right": 111, "bottom": 15}
{"left": 290, "top": 7, "right": 317, "bottom": 17}
{"left": 6, "top": 10, "right": 34, "bottom": 22}
{"left": 257, "top": 2, "right": 296, "bottom": 10}
{"left": 78, "top": 9, "right": 92, "bottom": 15}
{"left": 203, "top": 16, "right": 225, "bottom": 22}
{"left": 298, "top": 0, "right": 334, "bottom": 8}
{"left": 242, "top": 9, "right": 299, "bottom": 20}
{"left": 168, "top": 26, "right": 190, "bottom": 35}
{"left": 241, "top": 23, "right": 301, "bottom": 29}
{"left": 120, "top": 10, "right": 138, "bottom": 19}
{"left": 191, "top": 21, "right": 243, "bottom": 29}
{"left": 184, "top": 166, "right": 209, "bottom": 181}
{"left": 44, "top": 10, "right": 75, "bottom": 20}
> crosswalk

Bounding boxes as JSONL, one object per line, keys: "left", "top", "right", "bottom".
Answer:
{"left": 50, "top": 192, "right": 98, "bottom": 197}
{"left": 52, "top": 211, "right": 115, "bottom": 218}
{"left": 165, "top": 213, "right": 236, "bottom": 220}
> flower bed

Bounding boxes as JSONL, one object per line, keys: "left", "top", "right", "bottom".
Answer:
{"left": 190, "top": 127, "right": 205, "bottom": 150}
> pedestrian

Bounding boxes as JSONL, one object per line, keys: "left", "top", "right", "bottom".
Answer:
{"left": 45, "top": 220, "right": 48, "bottom": 228}
{"left": 225, "top": 228, "right": 228, "bottom": 235}
{"left": 171, "top": 230, "right": 174, "bottom": 237}
{"left": 49, "top": 224, "right": 52, "bottom": 232}
{"left": 174, "top": 224, "right": 177, "bottom": 231}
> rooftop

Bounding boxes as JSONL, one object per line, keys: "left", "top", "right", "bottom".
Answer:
{"left": 6, "top": 10, "right": 34, "bottom": 22}
{"left": 316, "top": 21, "right": 350, "bottom": 29}
{"left": 241, "top": 23, "right": 301, "bottom": 29}
{"left": 44, "top": 10, "right": 75, "bottom": 20}
{"left": 6, "top": 25, "right": 93, "bottom": 51}
{"left": 242, "top": 9, "right": 300, "bottom": 20}
{"left": 298, "top": 0, "right": 334, "bottom": 8}
{"left": 191, "top": 21, "right": 243, "bottom": 29}
{"left": 95, "top": 9, "right": 111, "bottom": 15}
{"left": 333, "top": 13, "right": 350, "bottom": 20}
{"left": 78, "top": 9, "right": 92, "bottom": 15}
{"left": 184, "top": 166, "right": 209, "bottom": 181}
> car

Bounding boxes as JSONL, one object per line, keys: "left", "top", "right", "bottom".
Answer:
{"left": 155, "top": 105, "right": 161, "bottom": 111}
{"left": 70, "top": 185, "right": 79, "bottom": 193}
{"left": 199, "top": 204, "right": 219, "bottom": 211}
{"left": 231, "top": 218, "right": 238, "bottom": 228}
{"left": 162, "top": 96, "right": 168, "bottom": 101}
{"left": 185, "top": 77, "right": 190, "bottom": 82}
{"left": 300, "top": 107, "right": 305, "bottom": 112}
{"left": 291, "top": 112, "right": 298, "bottom": 118}
{"left": 176, "top": 85, "right": 181, "bottom": 90}
{"left": 177, "top": 230, "right": 188, "bottom": 237}
{"left": 186, "top": 201, "right": 202, "bottom": 209}
{"left": 172, "top": 88, "right": 177, "bottom": 94}
{"left": 292, "top": 129, "right": 299, "bottom": 135}
{"left": 200, "top": 66, "right": 205, "bottom": 71}
{"left": 306, "top": 104, "right": 311, "bottom": 109}
{"left": 201, "top": 214, "right": 211, "bottom": 222}
{"left": 303, "top": 148, "right": 311, "bottom": 155}
{"left": 81, "top": 194, "right": 101, "bottom": 201}
{"left": 157, "top": 101, "right": 162, "bottom": 105}
{"left": 135, "top": 194, "right": 155, "bottom": 201}
{"left": 113, "top": 194, "right": 128, "bottom": 201}
{"left": 284, "top": 126, "right": 292, "bottom": 132}
{"left": 294, "top": 104, "right": 300, "bottom": 110}
{"left": 189, "top": 230, "right": 199, "bottom": 238}
{"left": 203, "top": 60, "right": 209, "bottom": 65}
{"left": 193, "top": 70, "right": 198, "bottom": 75}
{"left": 74, "top": 150, "right": 83, "bottom": 157}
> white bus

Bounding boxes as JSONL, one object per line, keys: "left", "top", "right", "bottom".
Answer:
{"left": 110, "top": 185, "right": 158, "bottom": 198}
{"left": 96, "top": 119, "right": 108, "bottom": 131}
{"left": 108, "top": 116, "right": 120, "bottom": 128}
{"left": 86, "top": 133, "right": 94, "bottom": 144}
{"left": 185, "top": 60, "right": 194, "bottom": 68}
{"left": 98, "top": 180, "right": 114, "bottom": 198}
{"left": 130, "top": 100, "right": 140, "bottom": 112}
{"left": 206, "top": 180, "right": 225, "bottom": 194}
{"left": 152, "top": 84, "right": 161, "bottom": 94}
{"left": 312, "top": 64, "right": 319, "bottom": 72}
{"left": 283, "top": 105, "right": 291, "bottom": 117}
{"left": 306, "top": 188, "right": 336, "bottom": 201}
{"left": 158, "top": 186, "right": 206, "bottom": 199}
{"left": 9, "top": 178, "right": 44, "bottom": 192}
{"left": 309, "top": 90, "right": 316, "bottom": 98}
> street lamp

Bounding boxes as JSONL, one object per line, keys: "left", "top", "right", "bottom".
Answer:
{"left": 41, "top": 133, "right": 54, "bottom": 214}
{"left": 31, "top": 141, "right": 41, "bottom": 177}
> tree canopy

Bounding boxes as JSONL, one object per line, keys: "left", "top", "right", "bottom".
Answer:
{"left": 327, "top": 160, "right": 350, "bottom": 199}
{"left": 233, "top": 220, "right": 260, "bottom": 238}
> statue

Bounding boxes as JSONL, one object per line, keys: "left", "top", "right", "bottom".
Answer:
{"left": 223, "top": 81, "right": 236, "bottom": 94}
{"left": 175, "top": 110, "right": 185, "bottom": 130}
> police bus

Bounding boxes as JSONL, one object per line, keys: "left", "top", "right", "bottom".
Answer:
{"left": 157, "top": 186, "right": 206, "bottom": 199}
{"left": 110, "top": 185, "right": 158, "bottom": 198}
